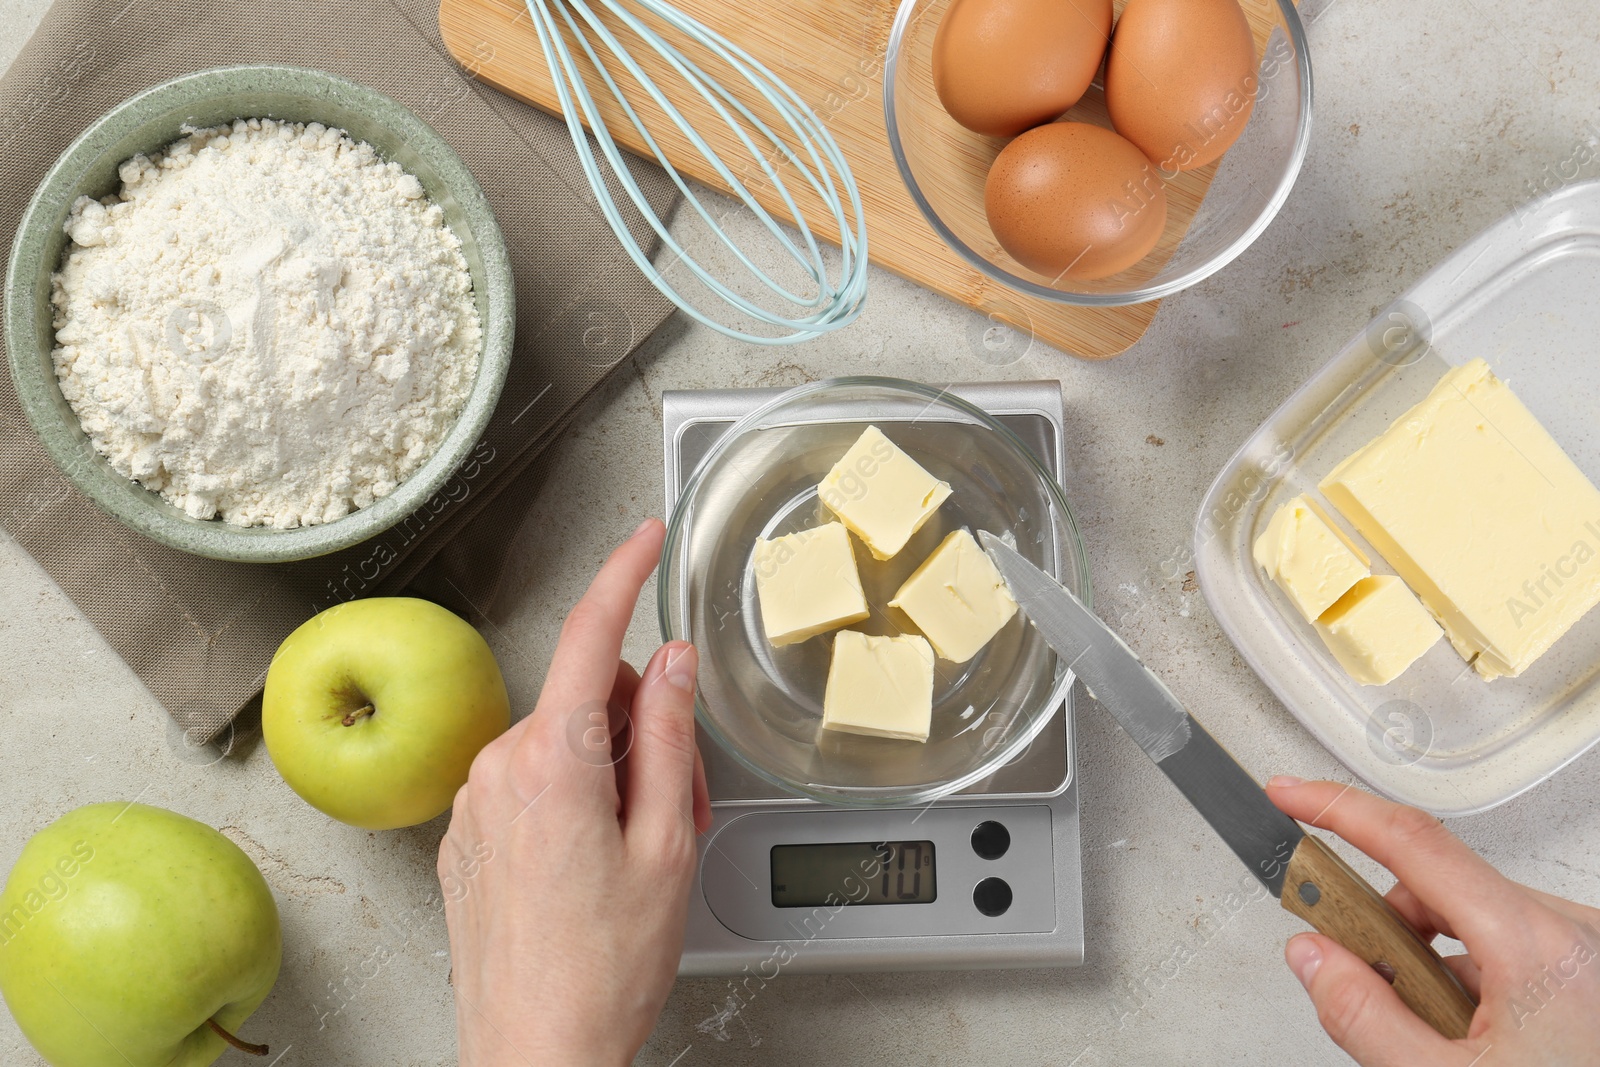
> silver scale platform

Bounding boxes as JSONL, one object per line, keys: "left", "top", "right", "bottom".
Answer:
{"left": 666, "top": 381, "right": 1085, "bottom": 975}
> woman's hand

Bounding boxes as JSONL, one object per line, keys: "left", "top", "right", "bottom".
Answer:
{"left": 1268, "top": 777, "right": 1600, "bottom": 1067}
{"left": 438, "top": 518, "right": 712, "bottom": 1067}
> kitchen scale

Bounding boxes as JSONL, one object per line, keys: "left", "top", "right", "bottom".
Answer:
{"left": 665, "top": 381, "right": 1086, "bottom": 975}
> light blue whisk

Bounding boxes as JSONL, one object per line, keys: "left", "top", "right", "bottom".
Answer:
{"left": 523, "top": 0, "right": 869, "bottom": 344}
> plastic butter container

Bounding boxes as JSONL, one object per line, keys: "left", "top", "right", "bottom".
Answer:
{"left": 1196, "top": 181, "right": 1600, "bottom": 816}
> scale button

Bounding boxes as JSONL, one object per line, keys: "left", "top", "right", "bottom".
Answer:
{"left": 970, "top": 820, "right": 1011, "bottom": 860}
{"left": 972, "top": 877, "right": 1013, "bottom": 917}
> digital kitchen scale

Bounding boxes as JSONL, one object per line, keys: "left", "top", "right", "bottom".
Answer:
{"left": 666, "top": 381, "right": 1086, "bottom": 975}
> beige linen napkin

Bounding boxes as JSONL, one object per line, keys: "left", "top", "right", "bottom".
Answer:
{"left": 0, "top": 0, "right": 679, "bottom": 740}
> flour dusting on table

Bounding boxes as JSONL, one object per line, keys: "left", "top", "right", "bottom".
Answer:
{"left": 51, "top": 118, "right": 481, "bottom": 529}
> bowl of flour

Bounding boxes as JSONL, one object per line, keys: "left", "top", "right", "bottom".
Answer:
{"left": 5, "top": 66, "right": 513, "bottom": 562}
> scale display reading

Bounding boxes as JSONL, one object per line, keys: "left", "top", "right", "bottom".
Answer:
{"left": 770, "top": 841, "right": 936, "bottom": 908}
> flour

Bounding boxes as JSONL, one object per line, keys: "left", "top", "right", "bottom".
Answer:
{"left": 51, "top": 118, "right": 481, "bottom": 529}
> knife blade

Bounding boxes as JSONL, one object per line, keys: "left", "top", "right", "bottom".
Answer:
{"left": 979, "top": 532, "right": 1477, "bottom": 1039}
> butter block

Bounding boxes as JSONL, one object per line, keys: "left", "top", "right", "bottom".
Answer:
{"left": 819, "top": 425, "right": 952, "bottom": 560}
{"left": 1314, "top": 576, "right": 1443, "bottom": 686}
{"left": 821, "top": 631, "right": 936, "bottom": 742}
{"left": 1253, "top": 494, "right": 1372, "bottom": 622}
{"left": 889, "top": 529, "right": 1018, "bottom": 662}
{"left": 1321, "top": 358, "right": 1600, "bottom": 680}
{"left": 751, "top": 523, "right": 869, "bottom": 647}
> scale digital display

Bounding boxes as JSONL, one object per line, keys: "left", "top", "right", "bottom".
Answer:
{"left": 770, "top": 840, "right": 936, "bottom": 908}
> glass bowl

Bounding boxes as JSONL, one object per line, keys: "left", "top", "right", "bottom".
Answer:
{"left": 658, "top": 378, "right": 1091, "bottom": 807}
{"left": 883, "top": 0, "right": 1313, "bottom": 306}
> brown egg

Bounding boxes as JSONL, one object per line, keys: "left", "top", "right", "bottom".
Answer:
{"left": 932, "top": 0, "right": 1113, "bottom": 138}
{"left": 1104, "top": 0, "right": 1257, "bottom": 173}
{"left": 984, "top": 121, "right": 1167, "bottom": 280}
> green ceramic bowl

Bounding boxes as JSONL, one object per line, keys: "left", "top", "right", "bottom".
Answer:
{"left": 4, "top": 66, "right": 514, "bottom": 563}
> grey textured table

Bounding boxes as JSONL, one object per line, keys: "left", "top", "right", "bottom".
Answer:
{"left": 4, "top": 2, "right": 1599, "bottom": 1064}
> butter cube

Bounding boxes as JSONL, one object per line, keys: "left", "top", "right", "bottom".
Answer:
{"left": 751, "top": 523, "right": 869, "bottom": 647}
{"left": 1253, "top": 494, "right": 1372, "bottom": 622}
{"left": 1314, "top": 576, "right": 1443, "bottom": 686}
{"left": 1321, "top": 358, "right": 1600, "bottom": 679}
{"left": 889, "top": 529, "right": 1018, "bottom": 662}
{"left": 819, "top": 425, "right": 952, "bottom": 560}
{"left": 822, "top": 631, "right": 936, "bottom": 742}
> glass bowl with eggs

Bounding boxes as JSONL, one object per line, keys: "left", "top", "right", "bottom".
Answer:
{"left": 658, "top": 378, "right": 1091, "bottom": 807}
{"left": 884, "top": 0, "right": 1312, "bottom": 306}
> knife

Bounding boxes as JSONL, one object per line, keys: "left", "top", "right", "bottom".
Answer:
{"left": 978, "top": 532, "right": 1477, "bottom": 1039}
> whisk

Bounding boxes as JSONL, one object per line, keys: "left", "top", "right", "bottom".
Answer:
{"left": 523, "top": 0, "right": 869, "bottom": 344}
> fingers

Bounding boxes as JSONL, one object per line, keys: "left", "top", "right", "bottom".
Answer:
{"left": 606, "top": 661, "right": 644, "bottom": 815}
{"left": 1442, "top": 953, "right": 1483, "bottom": 1001}
{"left": 1285, "top": 933, "right": 1469, "bottom": 1067}
{"left": 1267, "top": 778, "right": 1519, "bottom": 945}
{"left": 538, "top": 519, "right": 666, "bottom": 723}
{"left": 1384, "top": 881, "right": 1484, "bottom": 999}
{"left": 507, "top": 519, "right": 663, "bottom": 816}
{"left": 612, "top": 660, "right": 642, "bottom": 715}
{"left": 620, "top": 642, "right": 701, "bottom": 850}
{"left": 692, "top": 743, "right": 712, "bottom": 835}
{"left": 438, "top": 799, "right": 474, "bottom": 895}
{"left": 1385, "top": 881, "right": 1457, "bottom": 943}
{"left": 448, "top": 781, "right": 473, "bottom": 826}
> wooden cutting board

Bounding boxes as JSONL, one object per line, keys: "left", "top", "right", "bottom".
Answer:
{"left": 438, "top": 0, "right": 1259, "bottom": 358}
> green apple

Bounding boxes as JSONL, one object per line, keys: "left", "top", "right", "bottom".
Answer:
{"left": 0, "top": 802, "right": 281, "bottom": 1067}
{"left": 263, "top": 597, "right": 511, "bottom": 830}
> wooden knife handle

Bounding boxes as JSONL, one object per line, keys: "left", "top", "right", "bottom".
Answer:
{"left": 1281, "top": 833, "right": 1477, "bottom": 1039}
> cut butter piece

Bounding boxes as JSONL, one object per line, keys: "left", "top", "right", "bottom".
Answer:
{"left": 819, "top": 425, "right": 952, "bottom": 560}
{"left": 751, "top": 522, "right": 869, "bottom": 647}
{"left": 1253, "top": 494, "right": 1372, "bottom": 622}
{"left": 1314, "top": 576, "right": 1443, "bottom": 686}
{"left": 1320, "top": 358, "right": 1600, "bottom": 680}
{"left": 889, "top": 529, "right": 1018, "bottom": 663}
{"left": 821, "top": 631, "right": 936, "bottom": 742}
